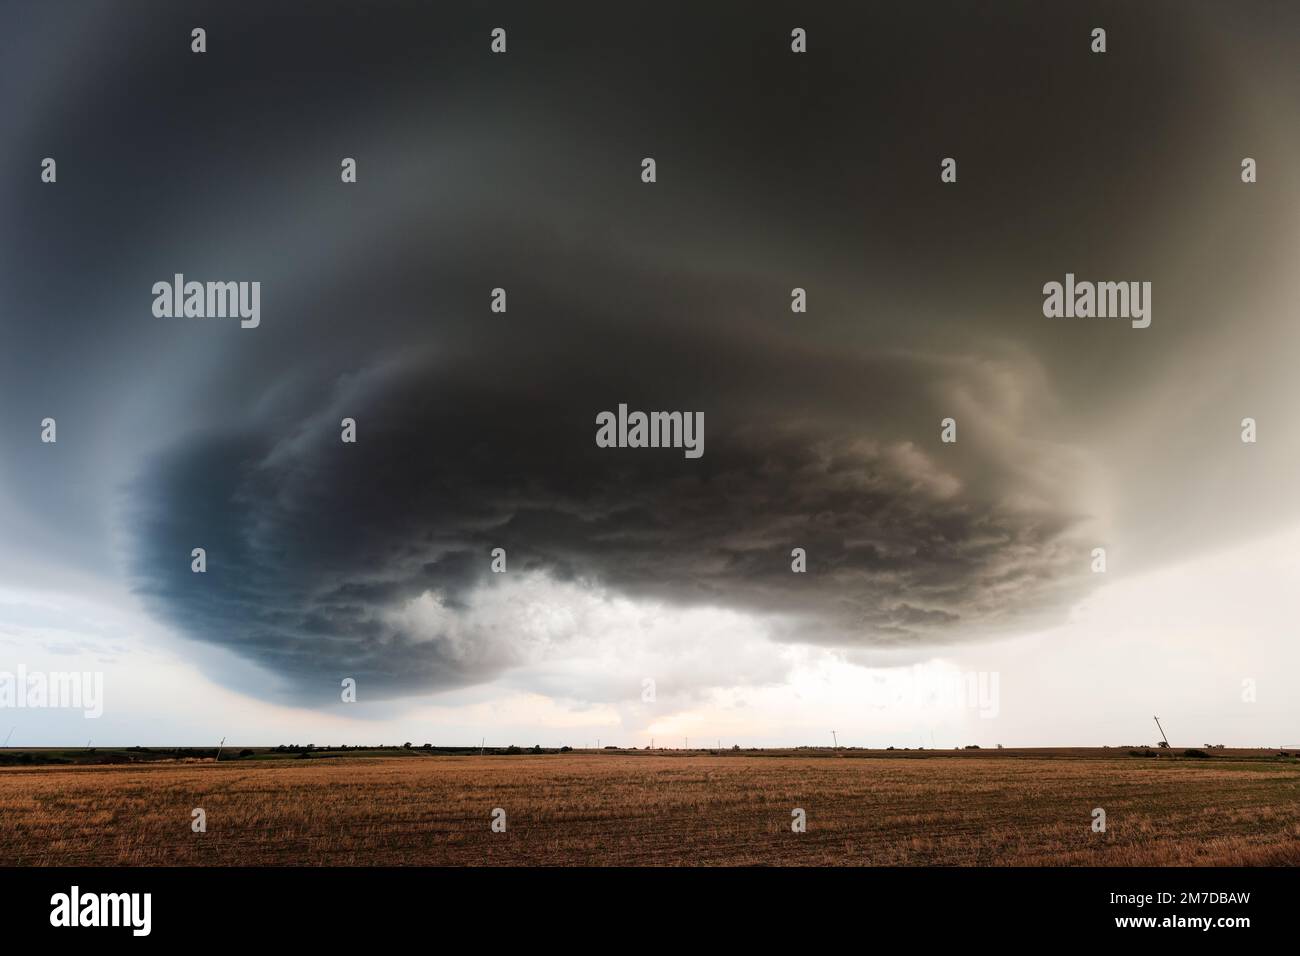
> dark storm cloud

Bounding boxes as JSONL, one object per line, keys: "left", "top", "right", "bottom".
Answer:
{"left": 6, "top": 2, "right": 1299, "bottom": 701}
{"left": 128, "top": 330, "right": 1090, "bottom": 701}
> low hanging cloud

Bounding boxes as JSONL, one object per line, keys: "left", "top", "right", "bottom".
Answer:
{"left": 2, "top": 1, "right": 1282, "bottom": 719}
{"left": 127, "top": 333, "right": 1094, "bottom": 706}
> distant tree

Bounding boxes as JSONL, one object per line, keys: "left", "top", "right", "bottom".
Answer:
{"left": 1157, "top": 740, "right": 1170, "bottom": 749}
{"left": 403, "top": 741, "right": 412, "bottom": 749}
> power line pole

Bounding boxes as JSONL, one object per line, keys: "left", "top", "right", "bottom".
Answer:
{"left": 215, "top": 736, "right": 226, "bottom": 763}
{"left": 831, "top": 730, "right": 838, "bottom": 749}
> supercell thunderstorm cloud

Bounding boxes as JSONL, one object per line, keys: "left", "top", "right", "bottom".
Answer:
{"left": 127, "top": 341, "right": 1088, "bottom": 701}
{"left": 4, "top": 1, "right": 1300, "bottom": 727}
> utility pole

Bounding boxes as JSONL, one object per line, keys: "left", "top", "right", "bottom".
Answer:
{"left": 2, "top": 727, "right": 13, "bottom": 747}
{"left": 480, "top": 737, "right": 485, "bottom": 757}
{"left": 1153, "top": 716, "right": 1170, "bottom": 748}
{"left": 831, "top": 730, "right": 838, "bottom": 749}
{"left": 215, "top": 736, "right": 226, "bottom": 763}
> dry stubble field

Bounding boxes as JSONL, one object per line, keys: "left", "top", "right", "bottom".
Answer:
{"left": 2, "top": 751, "right": 1298, "bottom": 866}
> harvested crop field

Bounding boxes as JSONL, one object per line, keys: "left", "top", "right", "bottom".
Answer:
{"left": 2, "top": 750, "right": 1298, "bottom": 866}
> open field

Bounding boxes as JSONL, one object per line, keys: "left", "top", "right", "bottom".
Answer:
{"left": 2, "top": 749, "right": 1298, "bottom": 866}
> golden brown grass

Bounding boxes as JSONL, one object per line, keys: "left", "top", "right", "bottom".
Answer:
{"left": 2, "top": 752, "right": 1297, "bottom": 866}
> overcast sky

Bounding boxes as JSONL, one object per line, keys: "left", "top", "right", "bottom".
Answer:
{"left": 3, "top": 1, "right": 1299, "bottom": 748}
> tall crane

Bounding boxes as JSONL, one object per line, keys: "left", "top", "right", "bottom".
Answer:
{"left": 1153, "top": 716, "right": 1170, "bottom": 748}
